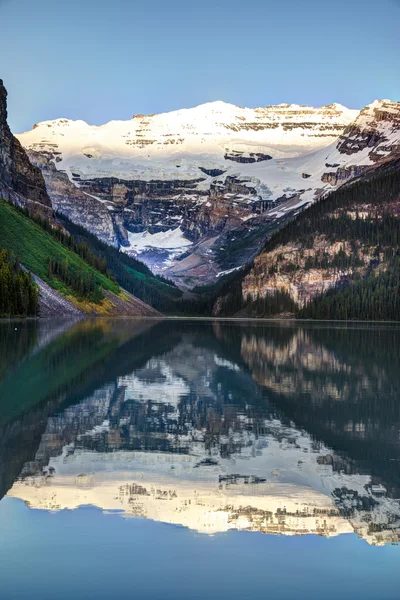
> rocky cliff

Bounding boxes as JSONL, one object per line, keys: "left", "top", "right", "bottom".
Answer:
{"left": 238, "top": 157, "right": 400, "bottom": 312}
{"left": 0, "top": 80, "right": 53, "bottom": 217}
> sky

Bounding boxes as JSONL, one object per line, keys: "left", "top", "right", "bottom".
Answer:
{"left": 0, "top": 0, "right": 399, "bottom": 133}
{"left": 1, "top": 499, "right": 400, "bottom": 600}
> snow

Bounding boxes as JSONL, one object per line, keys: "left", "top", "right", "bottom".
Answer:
{"left": 124, "top": 227, "right": 192, "bottom": 253}
{"left": 15, "top": 98, "right": 400, "bottom": 260}
{"left": 16, "top": 101, "right": 359, "bottom": 194}
{"left": 216, "top": 266, "right": 242, "bottom": 278}
{"left": 118, "top": 360, "right": 190, "bottom": 409}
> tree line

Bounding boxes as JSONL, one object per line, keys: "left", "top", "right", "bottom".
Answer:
{"left": 298, "top": 256, "right": 400, "bottom": 321}
{"left": 0, "top": 249, "right": 39, "bottom": 317}
{"left": 12, "top": 202, "right": 114, "bottom": 280}
{"left": 214, "top": 159, "right": 400, "bottom": 320}
{"left": 262, "top": 162, "right": 400, "bottom": 252}
{"left": 47, "top": 256, "right": 104, "bottom": 303}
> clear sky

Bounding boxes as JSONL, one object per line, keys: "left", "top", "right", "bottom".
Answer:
{"left": 2, "top": 499, "right": 400, "bottom": 600}
{"left": 1, "top": 0, "right": 399, "bottom": 132}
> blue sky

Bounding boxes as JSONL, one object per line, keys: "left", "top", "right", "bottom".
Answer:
{"left": 1, "top": 499, "right": 400, "bottom": 600}
{"left": 1, "top": 0, "right": 399, "bottom": 132}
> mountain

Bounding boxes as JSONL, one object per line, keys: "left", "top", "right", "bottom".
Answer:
{"left": 0, "top": 80, "right": 53, "bottom": 218}
{"left": 20, "top": 100, "right": 393, "bottom": 287}
{"left": 0, "top": 198, "right": 160, "bottom": 317}
{"left": 214, "top": 156, "right": 400, "bottom": 319}
{"left": 0, "top": 80, "right": 163, "bottom": 317}
{"left": 11, "top": 86, "right": 400, "bottom": 307}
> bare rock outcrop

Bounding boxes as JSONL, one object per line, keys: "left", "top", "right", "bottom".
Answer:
{"left": 0, "top": 80, "right": 53, "bottom": 217}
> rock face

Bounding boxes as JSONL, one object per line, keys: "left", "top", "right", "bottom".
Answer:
{"left": 336, "top": 100, "right": 400, "bottom": 158}
{"left": 16, "top": 98, "right": 400, "bottom": 287}
{"left": 30, "top": 272, "right": 82, "bottom": 318}
{"left": 242, "top": 238, "right": 359, "bottom": 307}
{"left": 321, "top": 165, "right": 370, "bottom": 186}
{"left": 241, "top": 157, "right": 400, "bottom": 310}
{"left": 27, "top": 149, "right": 117, "bottom": 245}
{"left": 0, "top": 80, "right": 53, "bottom": 217}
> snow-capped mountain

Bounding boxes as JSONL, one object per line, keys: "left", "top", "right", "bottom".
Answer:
{"left": 17, "top": 99, "right": 400, "bottom": 286}
{"left": 18, "top": 101, "right": 358, "bottom": 180}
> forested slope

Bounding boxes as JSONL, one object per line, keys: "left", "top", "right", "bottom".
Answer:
{"left": 0, "top": 199, "right": 158, "bottom": 316}
{"left": 214, "top": 159, "right": 400, "bottom": 321}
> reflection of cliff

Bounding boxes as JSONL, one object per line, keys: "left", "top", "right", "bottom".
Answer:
{"left": 239, "top": 324, "right": 400, "bottom": 496}
{"left": 6, "top": 321, "right": 400, "bottom": 545}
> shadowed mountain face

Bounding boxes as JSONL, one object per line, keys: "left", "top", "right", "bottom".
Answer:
{"left": 0, "top": 80, "right": 53, "bottom": 218}
{"left": 1, "top": 319, "right": 400, "bottom": 545}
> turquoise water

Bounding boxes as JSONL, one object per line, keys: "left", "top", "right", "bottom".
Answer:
{"left": 0, "top": 319, "right": 400, "bottom": 599}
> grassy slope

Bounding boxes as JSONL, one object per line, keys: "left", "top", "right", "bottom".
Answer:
{"left": 0, "top": 199, "right": 120, "bottom": 310}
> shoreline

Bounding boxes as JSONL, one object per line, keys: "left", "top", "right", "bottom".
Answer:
{"left": 2, "top": 315, "right": 400, "bottom": 326}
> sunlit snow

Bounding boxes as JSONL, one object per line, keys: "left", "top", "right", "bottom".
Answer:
{"left": 124, "top": 227, "right": 192, "bottom": 254}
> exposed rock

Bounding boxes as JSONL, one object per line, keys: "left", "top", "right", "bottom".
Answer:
{"left": 198, "top": 167, "right": 226, "bottom": 177}
{"left": 30, "top": 273, "right": 82, "bottom": 318}
{"left": 102, "top": 289, "right": 161, "bottom": 317}
{"left": 336, "top": 100, "right": 400, "bottom": 158}
{"left": 26, "top": 150, "right": 118, "bottom": 246}
{"left": 321, "top": 165, "right": 370, "bottom": 187}
{"left": 224, "top": 152, "right": 272, "bottom": 163}
{"left": 0, "top": 80, "right": 53, "bottom": 217}
{"left": 242, "top": 238, "right": 358, "bottom": 307}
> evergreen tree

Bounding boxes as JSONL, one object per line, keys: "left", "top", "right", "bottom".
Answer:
{"left": 0, "top": 249, "right": 39, "bottom": 317}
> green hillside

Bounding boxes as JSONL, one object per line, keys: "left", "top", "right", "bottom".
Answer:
{"left": 0, "top": 198, "right": 120, "bottom": 310}
{"left": 57, "top": 213, "right": 183, "bottom": 311}
{"left": 57, "top": 213, "right": 213, "bottom": 315}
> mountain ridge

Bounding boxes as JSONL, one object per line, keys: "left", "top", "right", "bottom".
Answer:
{"left": 17, "top": 96, "right": 400, "bottom": 288}
{"left": 26, "top": 99, "right": 358, "bottom": 130}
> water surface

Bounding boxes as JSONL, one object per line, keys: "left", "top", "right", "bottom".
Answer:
{"left": 1, "top": 319, "right": 400, "bottom": 599}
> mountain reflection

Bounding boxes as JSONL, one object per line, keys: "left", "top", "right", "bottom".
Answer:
{"left": 1, "top": 319, "right": 400, "bottom": 545}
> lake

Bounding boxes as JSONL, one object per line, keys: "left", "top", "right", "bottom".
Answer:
{"left": 0, "top": 318, "right": 400, "bottom": 599}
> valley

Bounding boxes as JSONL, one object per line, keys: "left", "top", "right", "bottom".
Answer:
{"left": 1, "top": 75, "right": 400, "bottom": 319}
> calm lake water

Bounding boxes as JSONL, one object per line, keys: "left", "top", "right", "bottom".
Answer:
{"left": 0, "top": 318, "right": 400, "bottom": 599}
